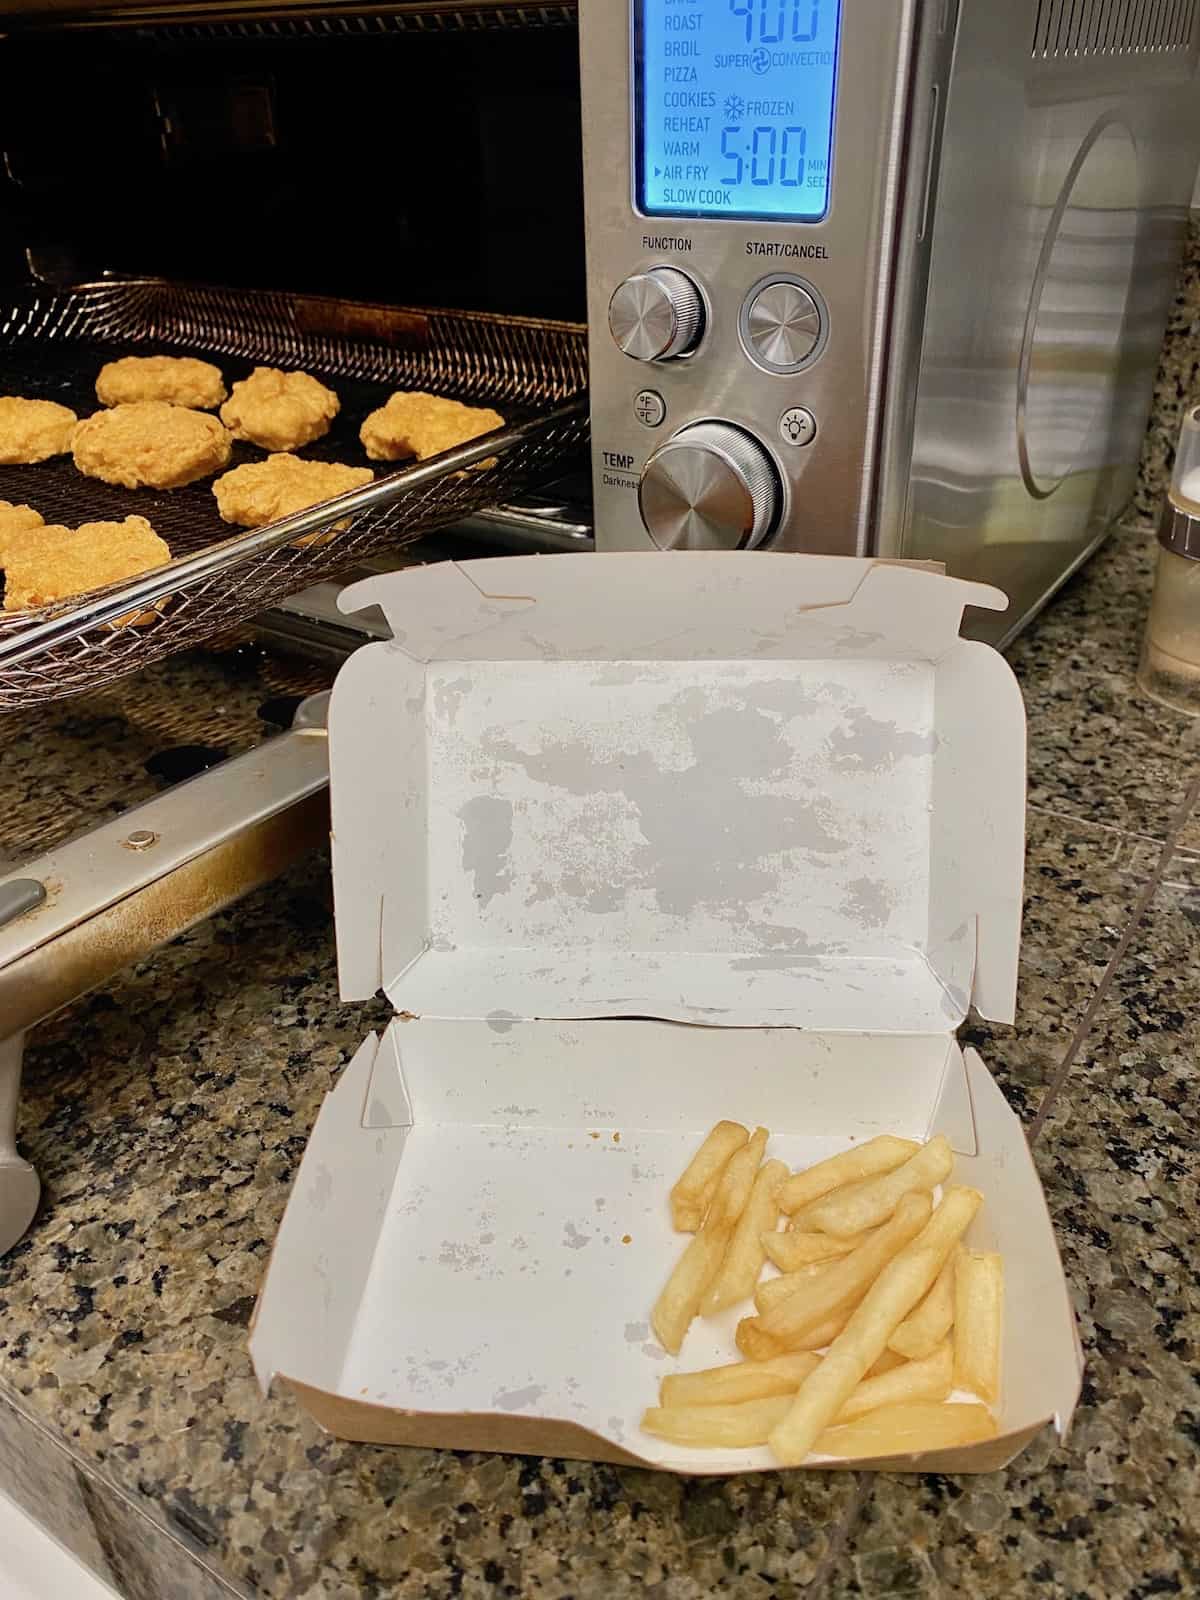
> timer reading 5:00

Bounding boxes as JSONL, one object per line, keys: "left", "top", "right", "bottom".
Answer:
{"left": 729, "top": 0, "right": 821, "bottom": 44}
{"left": 720, "top": 125, "right": 823, "bottom": 190}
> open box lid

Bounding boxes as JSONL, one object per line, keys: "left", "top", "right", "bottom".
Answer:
{"left": 329, "top": 555, "right": 1025, "bottom": 1033}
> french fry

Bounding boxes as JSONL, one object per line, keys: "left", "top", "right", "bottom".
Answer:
{"left": 711, "top": 1127, "right": 770, "bottom": 1226}
{"left": 792, "top": 1135, "right": 954, "bottom": 1238}
{"left": 670, "top": 1121, "right": 749, "bottom": 1231}
{"left": 813, "top": 1401, "right": 997, "bottom": 1459}
{"left": 651, "top": 1226, "right": 732, "bottom": 1355}
{"left": 641, "top": 1394, "right": 792, "bottom": 1448}
{"left": 954, "top": 1249, "right": 1004, "bottom": 1405}
{"left": 754, "top": 1261, "right": 835, "bottom": 1314}
{"left": 756, "top": 1191, "right": 933, "bottom": 1349}
{"left": 763, "top": 1229, "right": 864, "bottom": 1270}
{"left": 889, "top": 1245, "right": 959, "bottom": 1360}
{"left": 865, "top": 1347, "right": 908, "bottom": 1379}
{"left": 644, "top": 1350, "right": 954, "bottom": 1449}
{"left": 767, "top": 1186, "right": 983, "bottom": 1464}
{"left": 836, "top": 1341, "right": 952, "bottom": 1423}
{"left": 703, "top": 1159, "right": 789, "bottom": 1315}
{"left": 652, "top": 1127, "right": 769, "bottom": 1352}
{"left": 659, "top": 1351, "right": 820, "bottom": 1408}
{"left": 776, "top": 1135, "right": 920, "bottom": 1215}
{"left": 736, "top": 1300, "right": 859, "bottom": 1361}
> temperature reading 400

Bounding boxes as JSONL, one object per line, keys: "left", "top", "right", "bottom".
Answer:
{"left": 721, "top": 125, "right": 809, "bottom": 189}
{"left": 729, "top": 0, "right": 821, "bottom": 44}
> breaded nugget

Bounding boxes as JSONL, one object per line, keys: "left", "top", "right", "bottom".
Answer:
{"left": 359, "top": 390, "right": 504, "bottom": 462}
{"left": 71, "top": 401, "right": 232, "bottom": 489}
{"left": 219, "top": 367, "right": 339, "bottom": 451}
{"left": 0, "top": 396, "right": 77, "bottom": 464}
{"left": 0, "top": 501, "right": 45, "bottom": 564}
{"left": 2, "top": 516, "right": 170, "bottom": 613}
{"left": 96, "top": 355, "right": 227, "bottom": 410}
{"left": 212, "top": 452, "right": 374, "bottom": 545}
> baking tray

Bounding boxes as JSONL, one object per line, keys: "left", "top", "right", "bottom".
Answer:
{"left": 0, "top": 277, "right": 589, "bottom": 711}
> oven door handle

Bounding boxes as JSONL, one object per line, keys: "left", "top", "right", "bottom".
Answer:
{"left": 0, "top": 691, "right": 331, "bottom": 1255}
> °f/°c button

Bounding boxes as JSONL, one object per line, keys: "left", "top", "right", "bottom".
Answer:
{"left": 634, "top": 389, "right": 667, "bottom": 428}
{"left": 779, "top": 406, "right": 817, "bottom": 447}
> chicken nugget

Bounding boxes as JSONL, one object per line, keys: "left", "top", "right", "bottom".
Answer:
{"left": 96, "top": 354, "right": 227, "bottom": 410}
{"left": 359, "top": 390, "right": 505, "bottom": 462}
{"left": 0, "top": 501, "right": 45, "bottom": 564}
{"left": 2, "top": 516, "right": 170, "bottom": 614}
{"left": 71, "top": 402, "right": 232, "bottom": 489}
{"left": 220, "top": 367, "right": 340, "bottom": 451}
{"left": 212, "top": 453, "right": 374, "bottom": 546}
{"left": 0, "top": 396, "right": 77, "bottom": 464}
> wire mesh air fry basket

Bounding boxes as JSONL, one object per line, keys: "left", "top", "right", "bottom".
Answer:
{"left": 0, "top": 277, "right": 590, "bottom": 711}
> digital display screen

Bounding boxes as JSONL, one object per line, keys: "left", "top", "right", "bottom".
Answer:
{"left": 636, "top": 0, "right": 842, "bottom": 222}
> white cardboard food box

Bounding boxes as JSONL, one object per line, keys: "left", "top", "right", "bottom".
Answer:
{"left": 251, "top": 553, "right": 1084, "bottom": 1474}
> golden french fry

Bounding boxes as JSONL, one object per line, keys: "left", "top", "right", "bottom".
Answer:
{"left": 641, "top": 1394, "right": 792, "bottom": 1448}
{"left": 659, "top": 1351, "right": 820, "bottom": 1408}
{"left": 763, "top": 1228, "right": 865, "bottom": 1270}
{"left": 813, "top": 1401, "right": 997, "bottom": 1459}
{"left": 670, "top": 1121, "right": 749, "bottom": 1232}
{"left": 836, "top": 1341, "right": 952, "bottom": 1423}
{"left": 767, "top": 1186, "right": 983, "bottom": 1464}
{"left": 736, "top": 1300, "right": 859, "bottom": 1361}
{"left": 754, "top": 1261, "right": 835, "bottom": 1314}
{"left": 703, "top": 1159, "right": 788, "bottom": 1315}
{"left": 776, "top": 1135, "right": 920, "bottom": 1215}
{"left": 954, "top": 1249, "right": 1004, "bottom": 1405}
{"left": 651, "top": 1225, "right": 731, "bottom": 1355}
{"left": 757, "top": 1191, "right": 933, "bottom": 1348}
{"left": 735, "top": 1316, "right": 780, "bottom": 1361}
{"left": 865, "top": 1347, "right": 908, "bottom": 1379}
{"left": 652, "top": 1128, "right": 770, "bottom": 1352}
{"left": 889, "top": 1245, "right": 959, "bottom": 1360}
{"left": 712, "top": 1127, "right": 769, "bottom": 1221}
{"left": 793, "top": 1135, "right": 954, "bottom": 1238}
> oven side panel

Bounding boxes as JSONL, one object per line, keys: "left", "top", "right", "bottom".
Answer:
{"left": 896, "top": 0, "right": 1200, "bottom": 643}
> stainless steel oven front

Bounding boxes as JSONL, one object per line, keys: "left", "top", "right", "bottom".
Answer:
{"left": 580, "top": 0, "right": 1200, "bottom": 644}
{"left": 582, "top": 0, "right": 944, "bottom": 559}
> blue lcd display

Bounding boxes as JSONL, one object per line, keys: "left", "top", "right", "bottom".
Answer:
{"left": 636, "top": 0, "right": 841, "bottom": 222}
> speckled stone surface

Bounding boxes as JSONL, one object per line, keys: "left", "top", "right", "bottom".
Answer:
{"left": 2, "top": 227, "right": 1200, "bottom": 1600}
{"left": 1133, "top": 212, "right": 1200, "bottom": 526}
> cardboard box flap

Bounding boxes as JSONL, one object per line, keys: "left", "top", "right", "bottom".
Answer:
{"left": 252, "top": 1022, "right": 1081, "bottom": 1475}
{"left": 330, "top": 555, "right": 1024, "bottom": 1028}
{"left": 338, "top": 554, "right": 1007, "bottom": 665}
{"left": 250, "top": 1033, "right": 409, "bottom": 1397}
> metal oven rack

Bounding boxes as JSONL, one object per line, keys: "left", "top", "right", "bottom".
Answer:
{"left": 0, "top": 277, "right": 590, "bottom": 711}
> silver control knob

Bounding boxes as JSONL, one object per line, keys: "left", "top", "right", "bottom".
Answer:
{"left": 608, "top": 267, "right": 704, "bottom": 363}
{"left": 638, "top": 421, "right": 781, "bottom": 551}
{"left": 742, "top": 278, "right": 824, "bottom": 372}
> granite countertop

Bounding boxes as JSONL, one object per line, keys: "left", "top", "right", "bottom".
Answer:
{"left": 1, "top": 228, "right": 1199, "bottom": 1599}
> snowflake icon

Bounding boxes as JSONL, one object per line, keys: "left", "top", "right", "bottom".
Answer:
{"left": 723, "top": 93, "right": 745, "bottom": 121}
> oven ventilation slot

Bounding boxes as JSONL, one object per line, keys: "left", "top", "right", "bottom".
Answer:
{"left": 1032, "top": 0, "right": 1198, "bottom": 57}
{"left": 14, "top": 3, "right": 577, "bottom": 37}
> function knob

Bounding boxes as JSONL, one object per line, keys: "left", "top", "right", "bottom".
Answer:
{"left": 608, "top": 267, "right": 705, "bottom": 363}
{"left": 638, "top": 421, "right": 781, "bottom": 551}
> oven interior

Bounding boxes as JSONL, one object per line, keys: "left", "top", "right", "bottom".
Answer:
{"left": 0, "top": 12, "right": 592, "bottom": 861}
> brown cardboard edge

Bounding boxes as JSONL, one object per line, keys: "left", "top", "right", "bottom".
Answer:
{"left": 284, "top": 1379, "right": 649, "bottom": 1467}
{"left": 282, "top": 1379, "right": 1050, "bottom": 1477}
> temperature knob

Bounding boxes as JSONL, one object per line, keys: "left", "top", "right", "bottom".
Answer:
{"left": 608, "top": 267, "right": 705, "bottom": 363}
{"left": 638, "top": 421, "right": 781, "bottom": 551}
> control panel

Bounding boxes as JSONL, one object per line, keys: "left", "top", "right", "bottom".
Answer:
{"left": 579, "top": 0, "right": 931, "bottom": 555}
